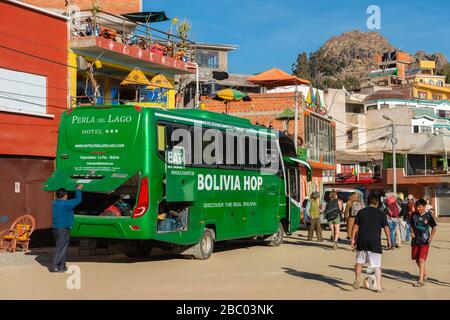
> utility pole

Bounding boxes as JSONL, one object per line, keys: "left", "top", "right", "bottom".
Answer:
{"left": 294, "top": 85, "right": 299, "bottom": 150}
{"left": 383, "top": 115, "right": 398, "bottom": 194}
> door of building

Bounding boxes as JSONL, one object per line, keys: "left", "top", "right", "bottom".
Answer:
{"left": 437, "top": 194, "right": 450, "bottom": 216}
{"left": 0, "top": 157, "right": 54, "bottom": 231}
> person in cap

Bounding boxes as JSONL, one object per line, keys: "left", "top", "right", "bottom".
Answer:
{"left": 50, "top": 184, "right": 83, "bottom": 273}
{"left": 306, "top": 191, "right": 323, "bottom": 242}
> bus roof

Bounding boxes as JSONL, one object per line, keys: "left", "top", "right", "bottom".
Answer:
{"left": 73, "top": 105, "right": 269, "bottom": 132}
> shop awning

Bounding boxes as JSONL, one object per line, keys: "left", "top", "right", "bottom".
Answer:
{"left": 43, "top": 168, "right": 138, "bottom": 193}
{"left": 284, "top": 156, "right": 312, "bottom": 181}
{"left": 122, "top": 11, "right": 169, "bottom": 23}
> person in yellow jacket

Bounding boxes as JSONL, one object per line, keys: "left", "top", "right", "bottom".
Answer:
{"left": 307, "top": 191, "right": 323, "bottom": 242}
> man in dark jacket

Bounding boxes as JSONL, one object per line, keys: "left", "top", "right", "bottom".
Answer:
{"left": 50, "top": 185, "right": 83, "bottom": 272}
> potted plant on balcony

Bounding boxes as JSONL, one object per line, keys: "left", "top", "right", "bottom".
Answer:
{"left": 90, "top": 0, "right": 101, "bottom": 36}
{"left": 175, "top": 19, "right": 192, "bottom": 62}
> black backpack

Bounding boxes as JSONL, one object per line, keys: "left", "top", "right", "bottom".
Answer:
{"left": 325, "top": 199, "right": 340, "bottom": 221}
{"left": 301, "top": 199, "right": 309, "bottom": 209}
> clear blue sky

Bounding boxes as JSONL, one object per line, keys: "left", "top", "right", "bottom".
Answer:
{"left": 144, "top": 0, "right": 450, "bottom": 75}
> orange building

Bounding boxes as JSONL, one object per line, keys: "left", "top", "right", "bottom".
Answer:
{"left": 20, "top": 0, "right": 142, "bottom": 15}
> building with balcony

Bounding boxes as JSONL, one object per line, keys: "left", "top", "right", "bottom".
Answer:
{"left": 324, "top": 88, "right": 450, "bottom": 216}
{"left": 68, "top": 9, "right": 196, "bottom": 109}
{"left": 404, "top": 60, "right": 450, "bottom": 101}
{"left": 0, "top": 0, "right": 69, "bottom": 243}
{"left": 177, "top": 42, "right": 263, "bottom": 108}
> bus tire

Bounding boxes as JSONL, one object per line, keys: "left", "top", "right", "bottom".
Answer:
{"left": 193, "top": 228, "right": 215, "bottom": 260}
{"left": 268, "top": 223, "right": 284, "bottom": 247}
{"left": 124, "top": 242, "right": 152, "bottom": 258}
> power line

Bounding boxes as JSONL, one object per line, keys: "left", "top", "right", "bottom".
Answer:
{"left": 0, "top": 93, "right": 66, "bottom": 110}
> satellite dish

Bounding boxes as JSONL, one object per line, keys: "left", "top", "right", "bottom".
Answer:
{"left": 212, "top": 71, "right": 229, "bottom": 81}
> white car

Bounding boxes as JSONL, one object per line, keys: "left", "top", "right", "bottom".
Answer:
{"left": 319, "top": 187, "right": 366, "bottom": 228}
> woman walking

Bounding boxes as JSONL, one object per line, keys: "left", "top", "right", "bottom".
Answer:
{"left": 325, "top": 190, "right": 342, "bottom": 249}
{"left": 344, "top": 192, "right": 364, "bottom": 241}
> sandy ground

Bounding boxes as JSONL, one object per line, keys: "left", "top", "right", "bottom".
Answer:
{"left": 1, "top": 223, "right": 449, "bottom": 300}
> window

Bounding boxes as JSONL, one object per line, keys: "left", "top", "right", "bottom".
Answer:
{"left": 433, "top": 95, "right": 443, "bottom": 101}
{"left": 413, "top": 126, "right": 419, "bottom": 133}
{"left": 304, "top": 114, "right": 336, "bottom": 164}
{"left": 0, "top": 67, "right": 47, "bottom": 116}
{"left": 195, "top": 50, "right": 219, "bottom": 69}
{"left": 346, "top": 130, "right": 353, "bottom": 143}
{"left": 340, "top": 164, "right": 356, "bottom": 175}
{"left": 421, "top": 126, "right": 432, "bottom": 134}
{"left": 380, "top": 103, "right": 390, "bottom": 109}
{"left": 438, "top": 110, "right": 446, "bottom": 118}
{"left": 437, "top": 80, "right": 444, "bottom": 87}
{"left": 345, "top": 104, "right": 364, "bottom": 113}
{"left": 367, "top": 105, "right": 378, "bottom": 111}
{"left": 418, "top": 91, "right": 427, "bottom": 99}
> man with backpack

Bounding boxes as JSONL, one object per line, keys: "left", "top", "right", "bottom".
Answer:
{"left": 384, "top": 192, "right": 400, "bottom": 250}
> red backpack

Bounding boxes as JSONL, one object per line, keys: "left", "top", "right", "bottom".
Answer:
{"left": 386, "top": 197, "right": 400, "bottom": 218}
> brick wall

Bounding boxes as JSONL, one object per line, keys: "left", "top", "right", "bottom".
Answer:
{"left": 203, "top": 92, "right": 304, "bottom": 138}
{"left": 21, "top": 0, "right": 141, "bottom": 14}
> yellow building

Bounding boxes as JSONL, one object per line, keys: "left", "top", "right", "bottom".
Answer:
{"left": 406, "top": 60, "right": 450, "bottom": 100}
{"left": 68, "top": 11, "right": 195, "bottom": 109}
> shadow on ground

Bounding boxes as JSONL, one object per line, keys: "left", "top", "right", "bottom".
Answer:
{"left": 282, "top": 267, "right": 352, "bottom": 291}
{"left": 329, "top": 264, "right": 450, "bottom": 287}
{"left": 284, "top": 237, "right": 353, "bottom": 252}
{"left": 25, "top": 239, "right": 270, "bottom": 268}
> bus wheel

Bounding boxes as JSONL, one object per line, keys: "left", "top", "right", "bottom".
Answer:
{"left": 193, "top": 228, "right": 215, "bottom": 260}
{"left": 124, "top": 242, "right": 152, "bottom": 258}
{"left": 268, "top": 223, "right": 284, "bottom": 247}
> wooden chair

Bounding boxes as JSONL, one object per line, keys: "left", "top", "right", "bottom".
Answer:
{"left": 0, "top": 215, "right": 36, "bottom": 253}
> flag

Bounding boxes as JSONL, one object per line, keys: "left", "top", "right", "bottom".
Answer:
{"left": 315, "top": 89, "right": 321, "bottom": 108}
{"left": 306, "top": 84, "right": 315, "bottom": 105}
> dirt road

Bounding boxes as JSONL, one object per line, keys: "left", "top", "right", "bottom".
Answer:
{"left": 1, "top": 224, "right": 449, "bottom": 299}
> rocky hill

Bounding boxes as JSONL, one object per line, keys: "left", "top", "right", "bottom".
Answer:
{"left": 292, "top": 30, "right": 449, "bottom": 90}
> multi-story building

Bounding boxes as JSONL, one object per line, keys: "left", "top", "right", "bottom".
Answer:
{"left": 404, "top": 60, "right": 450, "bottom": 101}
{"left": 365, "top": 51, "right": 414, "bottom": 87}
{"left": 0, "top": 0, "right": 196, "bottom": 244}
{"left": 0, "top": 0, "right": 69, "bottom": 243}
{"left": 364, "top": 50, "right": 450, "bottom": 101}
{"left": 25, "top": 0, "right": 196, "bottom": 109}
{"left": 325, "top": 88, "right": 450, "bottom": 216}
{"left": 177, "top": 42, "right": 263, "bottom": 108}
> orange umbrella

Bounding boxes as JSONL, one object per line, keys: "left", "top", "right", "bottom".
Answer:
{"left": 247, "top": 68, "right": 310, "bottom": 89}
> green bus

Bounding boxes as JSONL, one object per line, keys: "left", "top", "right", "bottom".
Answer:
{"left": 44, "top": 105, "right": 312, "bottom": 259}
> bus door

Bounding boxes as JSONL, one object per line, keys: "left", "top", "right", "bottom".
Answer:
{"left": 286, "top": 166, "right": 301, "bottom": 233}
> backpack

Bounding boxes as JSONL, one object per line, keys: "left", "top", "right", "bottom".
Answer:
{"left": 325, "top": 199, "right": 340, "bottom": 221}
{"left": 350, "top": 201, "right": 363, "bottom": 217}
{"left": 386, "top": 197, "right": 400, "bottom": 218}
{"left": 301, "top": 198, "right": 309, "bottom": 209}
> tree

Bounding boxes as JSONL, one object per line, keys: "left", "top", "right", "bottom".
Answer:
{"left": 292, "top": 52, "right": 310, "bottom": 80}
{"left": 438, "top": 63, "right": 450, "bottom": 83}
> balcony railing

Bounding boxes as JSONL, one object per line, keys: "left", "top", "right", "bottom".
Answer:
{"left": 335, "top": 173, "right": 382, "bottom": 184}
{"left": 70, "top": 10, "right": 195, "bottom": 62}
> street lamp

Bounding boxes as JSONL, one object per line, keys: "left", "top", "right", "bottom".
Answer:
{"left": 383, "top": 115, "right": 398, "bottom": 194}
